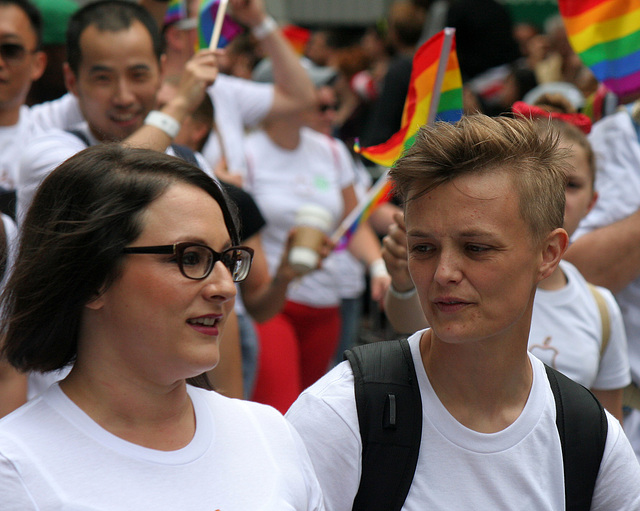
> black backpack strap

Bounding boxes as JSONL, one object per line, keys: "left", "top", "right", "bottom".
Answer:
{"left": 344, "top": 339, "right": 422, "bottom": 511}
{"left": 545, "top": 365, "right": 608, "bottom": 511}
{"left": 66, "top": 128, "right": 91, "bottom": 147}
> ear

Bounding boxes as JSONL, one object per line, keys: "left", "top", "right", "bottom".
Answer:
{"left": 537, "top": 228, "right": 569, "bottom": 283}
{"left": 63, "top": 62, "right": 78, "bottom": 97}
{"left": 191, "top": 119, "right": 211, "bottom": 147}
{"left": 586, "top": 190, "right": 598, "bottom": 217}
{"left": 30, "top": 51, "right": 47, "bottom": 82}
{"left": 85, "top": 290, "right": 105, "bottom": 311}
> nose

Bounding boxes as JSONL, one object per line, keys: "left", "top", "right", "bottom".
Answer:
{"left": 113, "top": 77, "right": 136, "bottom": 106}
{"left": 202, "top": 260, "right": 237, "bottom": 302}
{"left": 433, "top": 248, "right": 463, "bottom": 286}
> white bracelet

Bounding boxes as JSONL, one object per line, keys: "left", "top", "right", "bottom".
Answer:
{"left": 144, "top": 111, "right": 180, "bottom": 139}
{"left": 388, "top": 284, "right": 417, "bottom": 299}
{"left": 251, "top": 15, "right": 278, "bottom": 40}
{"left": 369, "top": 258, "right": 389, "bottom": 279}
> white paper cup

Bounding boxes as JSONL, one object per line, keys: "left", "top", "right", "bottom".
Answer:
{"left": 289, "top": 204, "right": 333, "bottom": 275}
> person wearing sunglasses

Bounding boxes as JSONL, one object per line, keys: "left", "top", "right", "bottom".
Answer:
{"left": 0, "top": 144, "right": 325, "bottom": 511}
{"left": 0, "top": 0, "right": 74, "bottom": 195}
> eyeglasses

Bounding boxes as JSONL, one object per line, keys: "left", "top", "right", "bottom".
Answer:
{"left": 122, "top": 243, "right": 254, "bottom": 282}
{"left": 0, "top": 43, "right": 37, "bottom": 64}
{"left": 318, "top": 103, "right": 338, "bottom": 113}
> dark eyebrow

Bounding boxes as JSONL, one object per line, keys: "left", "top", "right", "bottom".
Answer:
{"left": 407, "top": 229, "right": 500, "bottom": 240}
{"left": 87, "top": 63, "right": 152, "bottom": 74}
{"left": 182, "top": 238, "right": 233, "bottom": 251}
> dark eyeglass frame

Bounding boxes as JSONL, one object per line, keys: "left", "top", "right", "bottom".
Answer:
{"left": 122, "top": 242, "right": 254, "bottom": 282}
{"left": 0, "top": 43, "right": 38, "bottom": 63}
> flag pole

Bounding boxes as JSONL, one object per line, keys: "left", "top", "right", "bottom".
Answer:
{"left": 209, "top": 0, "right": 229, "bottom": 50}
{"left": 330, "top": 167, "right": 391, "bottom": 245}
{"left": 426, "top": 27, "right": 455, "bottom": 125}
{"left": 330, "top": 28, "right": 456, "bottom": 247}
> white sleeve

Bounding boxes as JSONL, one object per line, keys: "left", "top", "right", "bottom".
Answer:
{"left": 209, "top": 74, "right": 274, "bottom": 127}
{"left": 591, "top": 412, "right": 640, "bottom": 510}
{"left": 593, "top": 288, "right": 632, "bottom": 390}
{"left": 27, "top": 94, "right": 84, "bottom": 132}
{"left": 575, "top": 113, "right": 640, "bottom": 240}
{"left": 286, "top": 365, "right": 362, "bottom": 511}
{"left": 0, "top": 453, "right": 38, "bottom": 511}
{"left": 332, "top": 138, "right": 357, "bottom": 190}
{"left": 16, "top": 130, "right": 86, "bottom": 224}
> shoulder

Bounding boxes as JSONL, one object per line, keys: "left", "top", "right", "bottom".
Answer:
{"left": 562, "top": 261, "right": 622, "bottom": 316}
{"left": 286, "top": 361, "right": 359, "bottom": 436}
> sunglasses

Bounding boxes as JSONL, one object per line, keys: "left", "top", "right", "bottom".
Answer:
{"left": 122, "top": 242, "right": 254, "bottom": 282}
{"left": 318, "top": 103, "right": 338, "bottom": 113}
{"left": 0, "top": 42, "right": 36, "bottom": 63}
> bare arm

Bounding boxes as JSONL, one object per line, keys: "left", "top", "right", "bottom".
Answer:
{"left": 592, "top": 387, "right": 624, "bottom": 424}
{"left": 565, "top": 208, "right": 640, "bottom": 293}
{"left": 381, "top": 211, "right": 428, "bottom": 333}
{"left": 229, "top": 0, "right": 315, "bottom": 120}
{"left": 341, "top": 185, "right": 391, "bottom": 303}
{"left": 239, "top": 232, "right": 297, "bottom": 323}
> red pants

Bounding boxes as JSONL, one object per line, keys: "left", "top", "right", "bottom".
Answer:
{"left": 251, "top": 300, "right": 341, "bottom": 414}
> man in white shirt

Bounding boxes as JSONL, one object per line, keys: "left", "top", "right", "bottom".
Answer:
{"left": 287, "top": 115, "right": 640, "bottom": 510}
{"left": 0, "top": 0, "right": 84, "bottom": 193}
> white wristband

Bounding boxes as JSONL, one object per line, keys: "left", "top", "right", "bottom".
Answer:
{"left": 388, "top": 284, "right": 417, "bottom": 300}
{"left": 144, "top": 111, "right": 180, "bottom": 139}
{"left": 369, "top": 258, "right": 389, "bottom": 279}
{"left": 251, "top": 16, "right": 278, "bottom": 40}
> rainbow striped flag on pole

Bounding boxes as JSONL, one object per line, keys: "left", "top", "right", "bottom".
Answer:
{"left": 198, "top": 0, "right": 243, "bottom": 49}
{"left": 331, "top": 171, "right": 394, "bottom": 248}
{"left": 558, "top": 0, "right": 640, "bottom": 98}
{"left": 164, "top": 0, "right": 187, "bottom": 26}
{"left": 354, "top": 27, "right": 463, "bottom": 168}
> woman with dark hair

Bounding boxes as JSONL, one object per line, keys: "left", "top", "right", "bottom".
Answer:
{"left": 0, "top": 145, "right": 324, "bottom": 510}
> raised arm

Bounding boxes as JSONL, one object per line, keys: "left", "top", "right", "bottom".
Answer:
{"left": 229, "top": 0, "right": 315, "bottom": 120}
{"left": 565, "top": 208, "right": 640, "bottom": 294}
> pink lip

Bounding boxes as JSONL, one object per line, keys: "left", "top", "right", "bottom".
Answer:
{"left": 433, "top": 297, "right": 471, "bottom": 313}
{"left": 186, "top": 314, "right": 223, "bottom": 337}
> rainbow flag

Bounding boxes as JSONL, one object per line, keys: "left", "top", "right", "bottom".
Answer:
{"left": 198, "top": 0, "right": 243, "bottom": 49}
{"left": 355, "top": 28, "right": 463, "bottom": 168}
{"left": 164, "top": 0, "right": 187, "bottom": 26}
{"left": 558, "top": 0, "right": 640, "bottom": 98}
{"left": 282, "top": 25, "right": 311, "bottom": 55}
{"left": 332, "top": 170, "right": 394, "bottom": 250}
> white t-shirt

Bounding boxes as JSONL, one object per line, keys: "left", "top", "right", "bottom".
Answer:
{"left": 286, "top": 330, "right": 640, "bottom": 511}
{"left": 0, "top": 384, "right": 324, "bottom": 511}
{"left": 575, "top": 109, "right": 640, "bottom": 385}
{"left": 0, "top": 94, "right": 82, "bottom": 190}
{"left": 202, "top": 74, "right": 274, "bottom": 175}
{"left": 17, "top": 123, "right": 213, "bottom": 224}
{"left": 244, "top": 127, "right": 354, "bottom": 307}
{"left": 529, "top": 260, "right": 630, "bottom": 389}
